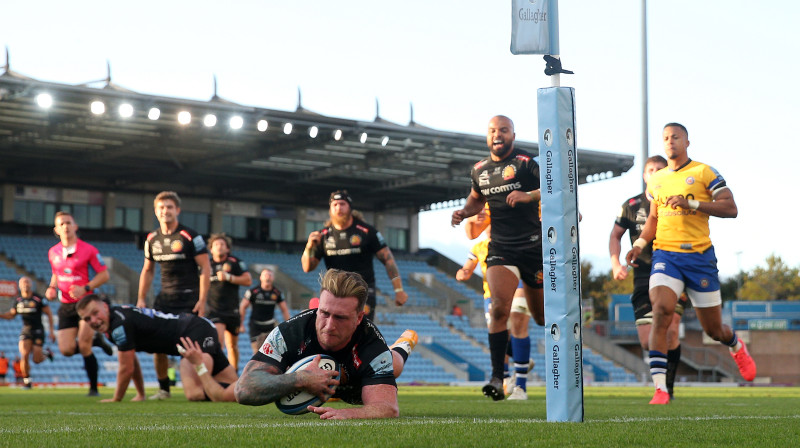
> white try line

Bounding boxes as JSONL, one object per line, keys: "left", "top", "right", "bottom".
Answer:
{"left": 2, "top": 414, "right": 799, "bottom": 434}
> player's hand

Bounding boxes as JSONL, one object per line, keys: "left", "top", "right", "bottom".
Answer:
{"left": 216, "top": 271, "right": 230, "bottom": 282}
{"left": 193, "top": 301, "right": 206, "bottom": 317}
{"left": 297, "top": 355, "right": 340, "bottom": 401}
{"left": 394, "top": 290, "right": 408, "bottom": 307}
{"left": 49, "top": 333, "right": 56, "bottom": 343}
{"left": 506, "top": 190, "right": 533, "bottom": 207}
{"left": 612, "top": 263, "right": 628, "bottom": 281}
{"left": 177, "top": 337, "right": 204, "bottom": 365}
{"left": 666, "top": 195, "right": 689, "bottom": 210}
{"left": 136, "top": 299, "right": 147, "bottom": 309}
{"left": 45, "top": 286, "right": 57, "bottom": 301}
{"left": 625, "top": 248, "right": 641, "bottom": 267}
{"left": 456, "top": 268, "right": 471, "bottom": 281}
{"left": 451, "top": 209, "right": 468, "bottom": 227}
{"left": 307, "top": 231, "right": 322, "bottom": 248}
{"left": 308, "top": 405, "right": 347, "bottom": 420}
{"left": 238, "top": 325, "right": 246, "bottom": 334}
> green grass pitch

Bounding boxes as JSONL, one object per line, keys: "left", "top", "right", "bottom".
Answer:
{"left": 1, "top": 385, "right": 799, "bottom": 447}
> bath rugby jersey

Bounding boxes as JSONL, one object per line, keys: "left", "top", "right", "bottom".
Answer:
{"left": 144, "top": 224, "right": 208, "bottom": 294}
{"left": 646, "top": 160, "right": 728, "bottom": 253}
{"left": 470, "top": 148, "right": 541, "bottom": 246}
{"left": 208, "top": 255, "right": 247, "bottom": 316}
{"left": 468, "top": 239, "right": 490, "bottom": 299}
{"left": 309, "top": 218, "right": 386, "bottom": 287}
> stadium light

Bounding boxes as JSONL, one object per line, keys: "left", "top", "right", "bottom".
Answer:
{"left": 118, "top": 103, "right": 134, "bottom": 118}
{"left": 90, "top": 101, "right": 105, "bottom": 115}
{"left": 36, "top": 93, "right": 53, "bottom": 109}
{"left": 309, "top": 126, "right": 318, "bottom": 138}
{"left": 333, "top": 129, "right": 343, "bottom": 141}
{"left": 204, "top": 114, "right": 217, "bottom": 127}
{"left": 177, "top": 111, "right": 191, "bottom": 125}
{"left": 229, "top": 116, "right": 244, "bottom": 130}
{"left": 283, "top": 123, "right": 293, "bottom": 135}
{"left": 148, "top": 107, "right": 161, "bottom": 120}
{"left": 257, "top": 119, "right": 269, "bottom": 132}
{"left": 360, "top": 132, "right": 368, "bottom": 144}
{"left": 381, "top": 136, "right": 390, "bottom": 147}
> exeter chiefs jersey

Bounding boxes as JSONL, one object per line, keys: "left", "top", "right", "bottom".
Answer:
{"left": 14, "top": 294, "right": 49, "bottom": 328}
{"left": 208, "top": 255, "right": 247, "bottom": 315}
{"left": 470, "top": 148, "right": 541, "bottom": 246}
{"left": 614, "top": 192, "right": 655, "bottom": 265}
{"left": 646, "top": 160, "right": 728, "bottom": 253}
{"left": 144, "top": 224, "right": 208, "bottom": 294}
{"left": 253, "top": 309, "right": 396, "bottom": 398}
{"left": 309, "top": 218, "right": 387, "bottom": 286}
{"left": 244, "top": 286, "right": 284, "bottom": 325}
{"left": 106, "top": 305, "right": 210, "bottom": 355}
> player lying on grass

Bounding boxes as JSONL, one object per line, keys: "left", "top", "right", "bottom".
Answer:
{"left": 235, "top": 269, "right": 417, "bottom": 420}
{"left": 76, "top": 294, "right": 237, "bottom": 402}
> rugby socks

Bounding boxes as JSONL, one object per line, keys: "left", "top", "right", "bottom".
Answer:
{"left": 83, "top": 353, "right": 99, "bottom": 391}
{"left": 666, "top": 345, "right": 681, "bottom": 396}
{"left": 158, "top": 377, "right": 171, "bottom": 394}
{"left": 724, "top": 333, "right": 742, "bottom": 352}
{"left": 648, "top": 350, "right": 668, "bottom": 392}
{"left": 391, "top": 346, "right": 409, "bottom": 363}
{"left": 511, "top": 336, "right": 531, "bottom": 391}
{"left": 488, "top": 330, "right": 509, "bottom": 380}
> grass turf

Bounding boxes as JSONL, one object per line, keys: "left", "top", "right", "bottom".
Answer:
{"left": 1, "top": 385, "right": 798, "bottom": 447}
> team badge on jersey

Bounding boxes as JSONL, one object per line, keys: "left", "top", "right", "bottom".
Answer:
{"left": 350, "top": 235, "right": 362, "bottom": 246}
{"left": 222, "top": 263, "right": 232, "bottom": 272}
{"left": 502, "top": 165, "right": 516, "bottom": 180}
{"left": 686, "top": 177, "right": 695, "bottom": 185}
{"left": 171, "top": 240, "right": 183, "bottom": 252}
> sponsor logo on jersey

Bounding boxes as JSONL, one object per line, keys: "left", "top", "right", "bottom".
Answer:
{"left": 352, "top": 345, "right": 362, "bottom": 369}
{"left": 502, "top": 165, "right": 516, "bottom": 180}
{"left": 515, "top": 154, "right": 530, "bottom": 162}
{"left": 473, "top": 160, "right": 487, "bottom": 170}
{"left": 478, "top": 170, "right": 490, "bottom": 186}
{"left": 96, "top": 253, "right": 106, "bottom": 266}
{"left": 685, "top": 176, "right": 695, "bottom": 185}
{"left": 350, "top": 235, "right": 362, "bottom": 246}
{"left": 653, "top": 262, "right": 666, "bottom": 272}
{"left": 179, "top": 230, "right": 193, "bottom": 241}
{"left": 64, "top": 268, "right": 72, "bottom": 274}
{"left": 480, "top": 182, "right": 522, "bottom": 196}
{"left": 152, "top": 241, "right": 162, "bottom": 254}
{"left": 171, "top": 240, "right": 183, "bottom": 252}
{"left": 325, "top": 236, "right": 336, "bottom": 249}
{"left": 260, "top": 340, "right": 273, "bottom": 355}
{"left": 356, "top": 224, "right": 370, "bottom": 234}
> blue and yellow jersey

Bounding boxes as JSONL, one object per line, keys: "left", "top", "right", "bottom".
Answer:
{"left": 468, "top": 239, "right": 490, "bottom": 298}
{"left": 646, "top": 160, "right": 728, "bottom": 253}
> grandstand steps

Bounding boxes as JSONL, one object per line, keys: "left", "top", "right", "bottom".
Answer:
{"left": 582, "top": 329, "right": 648, "bottom": 381}
{"left": 413, "top": 343, "right": 468, "bottom": 381}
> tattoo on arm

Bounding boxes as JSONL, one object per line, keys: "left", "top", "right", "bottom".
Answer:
{"left": 377, "top": 248, "right": 400, "bottom": 278}
{"left": 235, "top": 360, "right": 298, "bottom": 406}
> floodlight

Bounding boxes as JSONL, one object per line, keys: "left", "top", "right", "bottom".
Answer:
{"left": 36, "top": 93, "right": 53, "bottom": 109}
{"left": 309, "top": 126, "right": 318, "bottom": 138}
{"left": 178, "top": 111, "right": 191, "bottom": 125}
{"left": 283, "top": 123, "right": 293, "bottom": 135}
{"left": 204, "top": 114, "right": 217, "bottom": 127}
{"left": 90, "top": 101, "right": 105, "bottom": 115}
{"left": 360, "top": 132, "right": 368, "bottom": 144}
{"left": 334, "top": 129, "right": 343, "bottom": 141}
{"left": 118, "top": 103, "right": 134, "bottom": 118}
{"left": 148, "top": 107, "right": 161, "bottom": 120}
{"left": 229, "top": 116, "right": 244, "bottom": 130}
{"left": 257, "top": 119, "right": 269, "bottom": 132}
{"left": 381, "top": 136, "right": 389, "bottom": 146}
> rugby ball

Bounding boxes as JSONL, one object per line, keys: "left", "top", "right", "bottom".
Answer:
{"left": 275, "top": 354, "right": 340, "bottom": 415}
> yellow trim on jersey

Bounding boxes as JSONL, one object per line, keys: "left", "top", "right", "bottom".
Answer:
{"left": 470, "top": 239, "right": 490, "bottom": 298}
{"left": 646, "top": 160, "right": 722, "bottom": 253}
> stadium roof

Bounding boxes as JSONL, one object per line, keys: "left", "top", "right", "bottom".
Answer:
{"left": 0, "top": 66, "right": 634, "bottom": 212}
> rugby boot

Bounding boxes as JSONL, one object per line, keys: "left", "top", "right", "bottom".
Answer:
{"left": 730, "top": 340, "right": 757, "bottom": 381}
{"left": 649, "top": 388, "right": 670, "bottom": 405}
{"left": 390, "top": 329, "right": 418, "bottom": 355}
{"left": 148, "top": 389, "right": 171, "bottom": 400}
{"left": 482, "top": 377, "right": 505, "bottom": 401}
{"left": 507, "top": 386, "right": 528, "bottom": 401}
{"left": 93, "top": 332, "right": 114, "bottom": 356}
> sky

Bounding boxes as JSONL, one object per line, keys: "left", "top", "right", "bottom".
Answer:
{"left": 2, "top": 0, "right": 799, "bottom": 279}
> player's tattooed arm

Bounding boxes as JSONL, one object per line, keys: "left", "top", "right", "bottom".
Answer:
{"left": 235, "top": 359, "right": 295, "bottom": 406}
{"left": 376, "top": 247, "right": 399, "bottom": 278}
